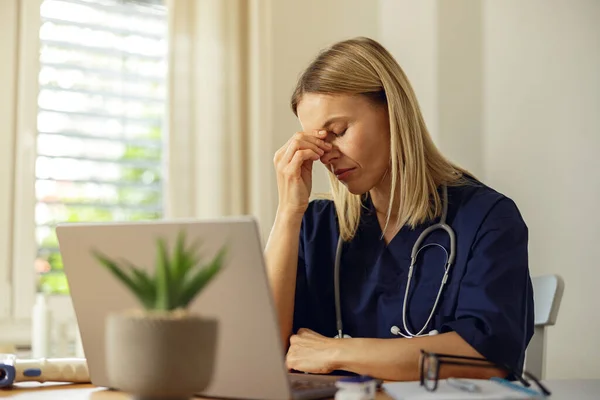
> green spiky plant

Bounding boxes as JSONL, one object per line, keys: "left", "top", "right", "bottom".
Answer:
{"left": 93, "top": 231, "right": 227, "bottom": 311}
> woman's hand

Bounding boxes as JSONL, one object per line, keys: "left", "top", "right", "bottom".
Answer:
{"left": 273, "top": 130, "right": 332, "bottom": 216}
{"left": 285, "top": 328, "right": 341, "bottom": 374}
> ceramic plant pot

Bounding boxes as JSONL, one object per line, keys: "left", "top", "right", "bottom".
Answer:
{"left": 105, "top": 310, "right": 218, "bottom": 400}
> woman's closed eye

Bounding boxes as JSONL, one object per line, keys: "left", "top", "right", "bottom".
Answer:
{"left": 333, "top": 128, "right": 347, "bottom": 137}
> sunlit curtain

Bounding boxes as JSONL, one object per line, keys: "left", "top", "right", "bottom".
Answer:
{"left": 166, "top": 0, "right": 248, "bottom": 219}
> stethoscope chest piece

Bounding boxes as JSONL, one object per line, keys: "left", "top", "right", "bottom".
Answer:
{"left": 334, "top": 333, "right": 352, "bottom": 339}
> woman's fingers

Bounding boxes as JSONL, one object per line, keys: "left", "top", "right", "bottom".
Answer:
{"left": 304, "top": 131, "right": 331, "bottom": 149}
{"left": 280, "top": 132, "right": 332, "bottom": 165}
{"left": 285, "top": 149, "right": 321, "bottom": 177}
{"left": 281, "top": 140, "right": 321, "bottom": 165}
{"left": 272, "top": 131, "right": 330, "bottom": 216}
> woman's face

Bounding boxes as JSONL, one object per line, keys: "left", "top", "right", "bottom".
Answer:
{"left": 296, "top": 93, "right": 391, "bottom": 195}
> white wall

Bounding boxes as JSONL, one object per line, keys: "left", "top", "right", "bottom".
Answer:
{"left": 483, "top": 0, "right": 600, "bottom": 379}
{"left": 379, "top": 0, "right": 439, "bottom": 143}
{"left": 381, "top": 0, "right": 600, "bottom": 379}
{"left": 379, "top": 0, "right": 484, "bottom": 177}
{"left": 271, "top": 0, "right": 380, "bottom": 196}
{"left": 250, "top": 0, "right": 380, "bottom": 240}
{"left": 437, "top": 1, "right": 483, "bottom": 178}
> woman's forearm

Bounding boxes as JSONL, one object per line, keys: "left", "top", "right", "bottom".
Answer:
{"left": 332, "top": 333, "right": 507, "bottom": 381}
{"left": 264, "top": 210, "right": 304, "bottom": 348}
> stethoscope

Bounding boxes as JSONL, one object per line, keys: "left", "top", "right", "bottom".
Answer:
{"left": 333, "top": 185, "right": 456, "bottom": 339}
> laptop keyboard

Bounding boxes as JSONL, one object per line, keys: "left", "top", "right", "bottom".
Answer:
{"left": 291, "top": 378, "right": 337, "bottom": 391}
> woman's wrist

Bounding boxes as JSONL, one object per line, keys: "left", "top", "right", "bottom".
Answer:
{"left": 328, "top": 337, "right": 361, "bottom": 373}
{"left": 275, "top": 207, "right": 305, "bottom": 227}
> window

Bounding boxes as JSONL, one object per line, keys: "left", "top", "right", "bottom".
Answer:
{"left": 33, "top": 0, "right": 168, "bottom": 295}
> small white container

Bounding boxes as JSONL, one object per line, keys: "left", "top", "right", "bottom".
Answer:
{"left": 335, "top": 376, "right": 377, "bottom": 400}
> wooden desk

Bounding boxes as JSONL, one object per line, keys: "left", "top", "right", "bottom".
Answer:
{"left": 2, "top": 379, "right": 600, "bottom": 399}
{"left": 0, "top": 382, "right": 394, "bottom": 399}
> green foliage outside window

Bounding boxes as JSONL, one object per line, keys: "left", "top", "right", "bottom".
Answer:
{"left": 37, "top": 127, "right": 164, "bottom": 295}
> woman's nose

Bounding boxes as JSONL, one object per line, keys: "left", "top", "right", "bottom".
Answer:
{"left": 320, "top": 145, "right": 339, "bottom": 165}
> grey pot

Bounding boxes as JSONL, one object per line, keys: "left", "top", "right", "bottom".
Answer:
{"left": 105, "top": 311, "right": 218, "bottom": 400}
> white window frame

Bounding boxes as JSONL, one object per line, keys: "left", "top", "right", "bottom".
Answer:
{"left": 0, "top": 0, "right": 42, "bottom": 345}
{"left": 0, "top": 0, "right": 42, "bottom": 346}
{"left": 0, "top": 0, "right": 174, "bottom": 347}
{"left": 0, "top": 0, "right": 20, "bottom": 322}
{"left": 0, "top": 0, "right": 273, "bottom": 347}
{"left": 13, "top": 0, "right": 42, "bottom": 322}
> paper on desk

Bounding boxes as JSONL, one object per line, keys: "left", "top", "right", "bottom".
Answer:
{"left": 382, "top": 379, "right": 534, "bottom": 400}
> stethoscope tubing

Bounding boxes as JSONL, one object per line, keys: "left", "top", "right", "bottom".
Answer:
{"left": 334, "top": 185, "right": 455, "bottom": 339}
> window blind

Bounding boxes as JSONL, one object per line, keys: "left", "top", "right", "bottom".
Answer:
{"left": 34, "top": 0, "right": 168, "bottom": 294}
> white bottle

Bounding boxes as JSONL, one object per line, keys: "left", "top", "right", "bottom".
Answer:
{"left": 31, "top": 292, "right": 52, "bottom": 358}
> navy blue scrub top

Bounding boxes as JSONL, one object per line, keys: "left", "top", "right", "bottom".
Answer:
{"left": 293, "top": 179, "right": 534, "bottom": 375}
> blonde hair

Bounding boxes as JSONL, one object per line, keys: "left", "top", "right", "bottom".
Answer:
{"left": 291, "top": 37, "right": 471, "bottom": 241}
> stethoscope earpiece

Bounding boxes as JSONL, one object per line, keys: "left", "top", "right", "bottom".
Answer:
{"left": 390, "top": 326, "right": 439, "bottom": 338}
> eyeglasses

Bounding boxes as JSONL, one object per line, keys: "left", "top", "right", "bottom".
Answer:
{"left": 419, "top": 350, "right": 551, "bottom": 397}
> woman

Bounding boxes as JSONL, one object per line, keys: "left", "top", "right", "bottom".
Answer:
{"left": 265, "top": 37, "right": 534, "bottom": 382}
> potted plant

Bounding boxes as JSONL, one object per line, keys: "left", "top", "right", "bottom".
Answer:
{"left": 93, "top": 231, "right": 227, "bottom": 400}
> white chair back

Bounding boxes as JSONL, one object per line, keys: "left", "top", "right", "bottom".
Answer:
{"left": 526, "top": 274, "right": 564, "bottom": 379}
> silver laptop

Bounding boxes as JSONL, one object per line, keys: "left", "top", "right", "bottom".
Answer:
{"left": 57, "top": 217, "right": 339, "bottom": 400}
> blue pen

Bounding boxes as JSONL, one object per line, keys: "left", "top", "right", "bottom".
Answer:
{"left": 490, "top": 377, "right": 546, "bottom": 397}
